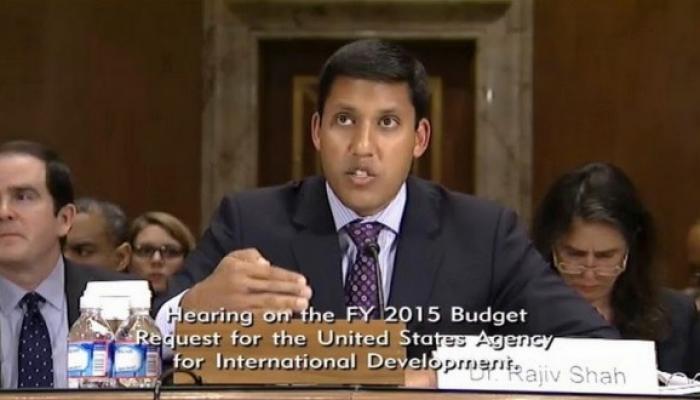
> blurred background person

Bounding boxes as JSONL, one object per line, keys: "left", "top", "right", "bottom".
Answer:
{"left": 64, "top": 197, "right": 130, "bottom": 271}
{"left": 684, "top": 220, "right": 700, "bottom": 310}
{"left": 532, "top": 162, "right": 698, "bottom": 375}
{"left": 127, "top": 211, "right": 195, "bottom": 295}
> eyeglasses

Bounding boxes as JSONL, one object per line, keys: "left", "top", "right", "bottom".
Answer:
{"left": 133, "top": 244, "right": 185, "bottom": 259}
{"left": 552, "top": 249, "right": 628, "bottom": 278}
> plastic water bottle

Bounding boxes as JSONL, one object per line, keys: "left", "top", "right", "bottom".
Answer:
{"left": 100, "top": 296, "right": 130, "bottom": 333}
{"left": 112, "top": 294, "right": 162, "bottom": 387}
{"left": 67, "top": 295, "right": 114, "bottom": 388}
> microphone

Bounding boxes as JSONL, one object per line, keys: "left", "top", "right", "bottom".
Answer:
{"left": 363, "top": 242, "right": 384, "bottom": 319}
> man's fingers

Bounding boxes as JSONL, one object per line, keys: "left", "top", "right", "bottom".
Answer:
{"left": 246, "top": 263, "right": 307, "bottom": 284}
{"left": 249, "top": 292, "right": 309, "bottom": 312}
{"left": 244, "top": 276, "right": 312, "bottom": 298}
{"left": 226, "top": 248, "right": 268, "bottom": 264}
{"left": 221, "top": 250, "right": 304, "bottom": 285}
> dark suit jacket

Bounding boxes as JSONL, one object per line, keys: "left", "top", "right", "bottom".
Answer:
{"left": 655, "top": 289, "right": 699, "bottom": 375}
{"left": 64, "top": 258, "right": 129, "bottom": 326}
{"left": 692, "top": 314, "right": 700, "bottom": 377}
{"left": 167, "top": 176, "right": 618, "bottom": 355}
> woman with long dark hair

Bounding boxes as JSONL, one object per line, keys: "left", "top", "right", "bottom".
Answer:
{"left": 532, "top": 162, "right": 698, "bottom": 375}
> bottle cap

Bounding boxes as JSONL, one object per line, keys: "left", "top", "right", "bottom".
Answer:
{"left": 129, "top": 294, "right": 152, "bottom": 310}
{"left": 100, "top": 296, "right": 131, "bottom": 321}
{"left": 79, "top": 294, "right": 100, "bottom": 310}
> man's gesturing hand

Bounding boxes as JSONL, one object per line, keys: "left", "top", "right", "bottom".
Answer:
{"left": 181, "top": 248, "right": 312, "bottom": 313}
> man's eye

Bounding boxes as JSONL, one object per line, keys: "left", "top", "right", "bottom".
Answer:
{"left": 379, "top": 117, "right": 398, "bottom": 128}
{"left": 336, "top": 114, "right": 353, "bottom": 126}
{"left": 15, "top": 191, "right": 37, "bottom": 201}
{"left": 77, "top": 247, "right": 94, "bottom": 257}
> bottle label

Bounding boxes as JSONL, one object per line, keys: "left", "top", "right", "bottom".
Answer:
{"left": 67, "top": 341, "right": 110, "bottom": 377}
{"left": 113, "top": 341, "right": 161, "bottom": 377}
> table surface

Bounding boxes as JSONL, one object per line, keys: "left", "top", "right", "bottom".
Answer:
{"left": 0, "top": 386, "right": 692, "bottom": 400}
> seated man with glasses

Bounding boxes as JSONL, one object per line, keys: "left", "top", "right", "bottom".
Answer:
{"left": 532, "top": 162, "right": 699, "bottom": 376}
{"left": 127, "top": 211, "right": 195, "bottom": 295}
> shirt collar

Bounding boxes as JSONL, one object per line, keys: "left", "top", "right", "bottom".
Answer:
{"left": 0, "top": 256, "right": 65, "bottom": 312}
{"left": 325, "top": 181, "right": 406, "bottom": 234}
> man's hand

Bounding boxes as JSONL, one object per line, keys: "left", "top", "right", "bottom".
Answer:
{"left": 404, "top": 369, "right": 437, "bottom": 388}
{"left": 181, "top": 248, "right": 312, "bottom": 313}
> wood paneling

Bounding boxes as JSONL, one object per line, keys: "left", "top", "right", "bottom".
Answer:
{"left": 0, "top": 0, "right": 202, "bottom": 232}
{"left": 534, "top": 0, "right": 700, "bottom": 288}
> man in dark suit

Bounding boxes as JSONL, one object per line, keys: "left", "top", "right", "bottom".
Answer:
{"left": 157, "top": 40, "right": 617, "bottom": 386}
{"left": 0, "top": 141, "right": 125, "bottom": 389}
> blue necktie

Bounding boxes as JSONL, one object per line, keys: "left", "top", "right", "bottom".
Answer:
{"left": 17, "top": 292, "right": 54, "bottom": 388}
{"left": 344, "top": 221, "right": 383, "bottom": 317}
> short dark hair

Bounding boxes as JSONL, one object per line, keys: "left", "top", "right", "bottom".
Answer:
{"left": 0, "top": 140, "right": 74, "bottom": 214}
{"left": 316, "top": 39, "right": 429, "bottom": 128}
{"left": 75, "top": 197, "right": 129, "bottom": 245}
{"left": 532, "top": 162, "right": 666, "bottom": 340}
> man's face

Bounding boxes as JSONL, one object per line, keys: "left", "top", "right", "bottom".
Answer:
{"left": 65, "top": 211, "right": 125, "bottom": 271}
{"left": 0, "top": 154, "right": 73, "bottom": 268}
{"left": 312, "top": 77, "right": 430, "bottom": 216}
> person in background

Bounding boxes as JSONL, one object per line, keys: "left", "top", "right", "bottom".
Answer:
{"left": 127, "top": 211, "right": 195, "bottom": 295}
{"left": 0, "top": 140, "right": 124, "bottom": 389}
{"left": 64, "top": 197, "right": 131, "bottom": 272}
{"left": 532, "top": 162, "right": 699, "bottom": 375}
{"left": 684, "top": 220, "right": 700, "bottom": 310}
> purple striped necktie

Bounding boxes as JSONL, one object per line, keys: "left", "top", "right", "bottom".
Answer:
{"left": 344, "top": 221, "right": 383, "bottom": 317}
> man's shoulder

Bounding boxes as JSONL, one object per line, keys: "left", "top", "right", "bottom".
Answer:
{"left": 64, "top": 259, "right": 130, "bottom": 282}
{"left": 407, "top": 176, "right": 508, "bottom": 220}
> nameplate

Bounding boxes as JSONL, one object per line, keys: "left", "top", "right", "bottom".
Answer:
{"left": 436, "top": 337, "right": 658, "bottom": 395}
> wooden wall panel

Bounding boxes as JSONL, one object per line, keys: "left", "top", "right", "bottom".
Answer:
{"left": 534, "top": 0, "right": 700, "bottom": 288}
{"left": 0, "top": 0, "right": 203, "bottom": 233}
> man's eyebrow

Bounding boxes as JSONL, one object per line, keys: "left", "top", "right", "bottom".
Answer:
{"left": 8, "top": 185, "right": 40, "bottom": 193}
{"left": 70, "top": 241, "right": 95, "bottom": 247}
{"left": 330, "top": 103, "right": 358, "bottom": 112}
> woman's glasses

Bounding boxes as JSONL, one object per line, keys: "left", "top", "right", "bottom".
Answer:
{"left": 133, "top": 244, "right": 185, "bottom": 259}
{"left": 552, "top": 249, "right": 628, "bottom": 278}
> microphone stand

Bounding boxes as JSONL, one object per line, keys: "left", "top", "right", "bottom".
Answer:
{"left": 364, "top": 243, "right": 384, "bottom": 319}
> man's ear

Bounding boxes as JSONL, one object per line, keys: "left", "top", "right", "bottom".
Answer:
{"left": 114, "top": 242, "right": 131, "bottom": 272}
{"left": 311, "top": 112, "right": 322, "bottom": 151}
{"left": 413, "top": 118, "right": 431, "bottom": 158}
{"left": 56, "top": 204, "right": 76, "bottom": 237}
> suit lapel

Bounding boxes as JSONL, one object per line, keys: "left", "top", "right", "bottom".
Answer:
{"left": 291, "top": 177, "right": 346, "bottom": 315}
{"left": 63, "top": 259, "right": 87, "bottom": 326}
{"left": 389, "top": 177, "right": 443, "bottom": 308}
